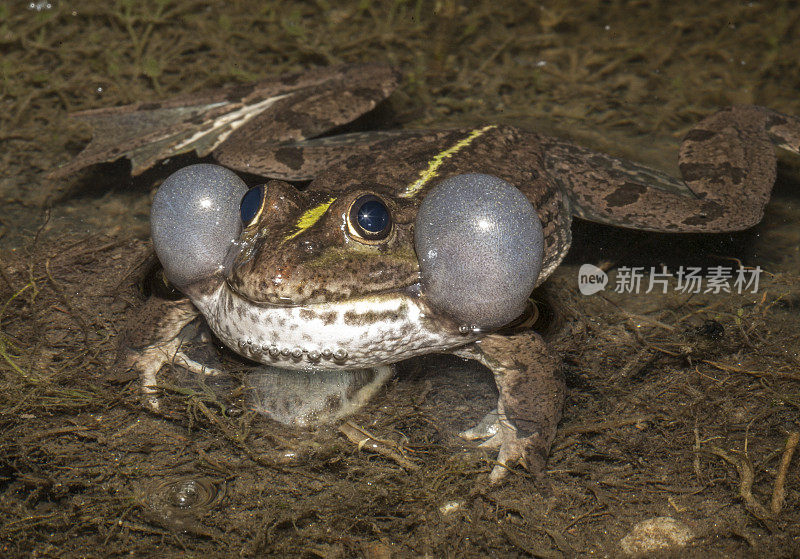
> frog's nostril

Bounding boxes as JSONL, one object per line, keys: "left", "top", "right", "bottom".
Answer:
{"left": 271, "top": 270, "right": 286, "bottom": 286}
{"left": 300, "top": 240, "right": 317, "bottom": 254}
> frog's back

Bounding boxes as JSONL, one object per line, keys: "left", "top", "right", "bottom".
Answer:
{"left": 308, "top": 125, "right": 572, "bottom": 284}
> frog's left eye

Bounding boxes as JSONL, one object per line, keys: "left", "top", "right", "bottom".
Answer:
{"left": 240, "top": 185, "right": 265, "bottom": 227}
{"left": 347, "top": 195, "right": 392, "bottom": 242}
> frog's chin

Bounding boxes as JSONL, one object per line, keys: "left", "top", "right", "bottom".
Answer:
{"left": 189, "top": 282, "right": 478, "bottom": 372}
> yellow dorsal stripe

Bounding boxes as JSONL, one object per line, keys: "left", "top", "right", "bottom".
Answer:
{"left": 399, "top": 124, "right": 497, "bottom": 199}
{"left": 284, "top": 196, "right": 337, "bottom": 241}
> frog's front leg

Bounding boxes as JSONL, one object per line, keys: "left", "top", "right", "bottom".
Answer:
{"left": 115, "top": 296, "right": 214, "bottom": 409}
{"left": 453, "top": 331, "right": 565, "bottom": 482}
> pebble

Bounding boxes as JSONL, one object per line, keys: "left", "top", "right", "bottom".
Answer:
{"left": 620, "top": 516, "right": 694, "bottom": 556}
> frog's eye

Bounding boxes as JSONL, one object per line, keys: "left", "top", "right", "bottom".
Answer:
{"left": 347, "top": 194, "right": 392, "bottom": 242}
{"left": 240, "top": 185, "right": 265, "bottom": 227}
{"left": 151, "top": 164, "right": 247, "bottom": 288}
{"left": 414, "top": 173, "right": 544, "bottom": 330}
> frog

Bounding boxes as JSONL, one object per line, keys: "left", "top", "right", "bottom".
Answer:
{"left": 105, "top": 96, "right": 800, "bottom": 482}
{"left": 59, "top": 65, "right": 799, "bottom": 481}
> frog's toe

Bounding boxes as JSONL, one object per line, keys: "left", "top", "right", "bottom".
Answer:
{"left": 461, "top": 409, "right": 551, "bottom": 483}
{"left": 459, "top": 408, "right": 502, "bottom": 441}
{"left": 490, "top": 429, "right": 550, "bottom": 484}
{"left": 490, "top": 432, "right": 527, "bottom": 483}
{"left": 171, "top": 352, "right": 225, "bottom": 377}
{"left": 142, "top": 388, "right": 161, "bottom": 412}
{"left": 460, "top": 410, "right": 538, "bottom": 482}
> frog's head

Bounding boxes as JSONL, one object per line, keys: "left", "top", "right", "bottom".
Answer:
{"left": 152, "top": 164, "right": 543, "bottom": 333}
{"left": 228, "top": 178, "right": 421, "bottom": 307}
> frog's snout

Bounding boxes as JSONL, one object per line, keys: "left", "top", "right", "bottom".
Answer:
{"left": 151, "top": 164, "right": 247, "bottom": 289}
{"left": 414, "top": 173, "right": 544, "bottom": 330}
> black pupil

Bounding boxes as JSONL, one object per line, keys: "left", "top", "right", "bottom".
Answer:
{"left": 357, "top": 200, "right": 389, "bottom": 233}
{"left": 240, "top": 185, "right": 263, "bottom": 225}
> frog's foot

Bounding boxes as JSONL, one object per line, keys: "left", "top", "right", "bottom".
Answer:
{"left": 487, "top": 428, "right": 547, "bottom": 483}
{"left": 452, "top": 331, "right": 565, "bottom": 483}
{"left": 460, "top": 408, "right": 502, "bottom": 442}
{"left": 460, "top": 408, "right": 524, "bottom": 483}
{"left": 115, "top": 296, "right": 204, "bottom": 411}
{"left": 133, "top": 345, "right": 225, "bottom": 411}
{"left": 460, "top": 407, "right": 553, "bottom": 482}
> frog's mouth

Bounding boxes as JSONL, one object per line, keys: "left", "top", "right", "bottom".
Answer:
{"left": 192, "top": 280, "right": 471, "bottom": 371}
{"left": 223, "top": 277, "right": 423, "bottom": 308}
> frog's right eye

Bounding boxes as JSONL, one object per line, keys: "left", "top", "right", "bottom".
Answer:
{"left": 240, "top": 185, "right": 265, "bottom": 227}
{"left": 151, "top": 164, "right": 247, "bottom": 288}
{"left": 347, "top": 194, "right": 392, "bottom": 242}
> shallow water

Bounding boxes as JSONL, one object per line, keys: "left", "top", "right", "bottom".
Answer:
{"left": 1, "top": 1, "right": 799, "bottom": 556}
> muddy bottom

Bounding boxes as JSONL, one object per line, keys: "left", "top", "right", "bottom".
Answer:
{"left": 2, "top": 1, "right": 800, "bottom": 556}
{"left": 1, "top": 190, "right": 798, "bottom": 556}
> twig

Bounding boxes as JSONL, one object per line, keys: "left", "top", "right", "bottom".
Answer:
{"left": 339, "top": 421, "right": 419, "bottom": 471}
{"left": 707, "top": 446, "right": 775, "bottom": 531}
{"left": 558, "top": 415, "right": 653, "bottom": 437}
{"left": 693, "top": 420, "right": 703, "bottom": 484}
{"left": 702, "top": 359, "right": 800, "bottom": 381}
{"left": 560, "top": 506, "right": 610, "bottom": 532}
{"left": 613, "top": 347, "right": 656, "bottom": 380}
{"left": 103, "top": 506, "right": 134, "bottom": 546}
{"left": 770, "top": 431, "right": 799, "bottom": 516}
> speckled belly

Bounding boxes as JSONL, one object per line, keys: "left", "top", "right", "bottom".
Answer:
{"left": 193, "top": 284, "right": 477, "bottom": 369}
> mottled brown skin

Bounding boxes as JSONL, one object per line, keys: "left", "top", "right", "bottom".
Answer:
{"left": 455, "top": 332, "right": 564, "bottom": 479}
{"left": 229, "top": 180, "right": 422, "bottom": 305}
{"left": 229, "top": 126, "right": 571, "bottom": 310}
{"left": 69, "top": 67, "right": 800, "bottom": 482}
{"left": 541, "top": 106, "right": 800, "bottom": 232}
{"left": 49, "top": 63, "right": 400, "bottom": 179}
